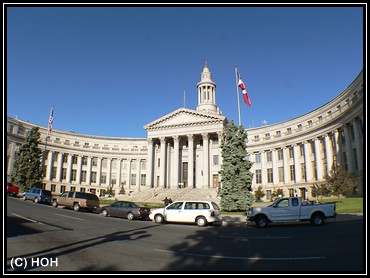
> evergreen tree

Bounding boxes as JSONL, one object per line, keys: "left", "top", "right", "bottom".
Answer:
{"left": 219, "top": 120, "right": 254, "bottom": 211}
{"left": 11, "top": 127, "right": 43, "bottom": 190}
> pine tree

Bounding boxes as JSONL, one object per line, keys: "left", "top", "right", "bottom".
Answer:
{"left": 11, "top": 127, "right": 43, "bottom": 190}
{"left": 219, "top": 120, "right": 254, "bottom": 211}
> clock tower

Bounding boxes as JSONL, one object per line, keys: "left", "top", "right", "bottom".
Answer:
{"left": 196, "top": 62, "right": 219, "bottom": 114}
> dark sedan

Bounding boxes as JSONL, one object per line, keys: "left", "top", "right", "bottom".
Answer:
{"left": 101, "top": 201, "right": 150, "bottom": 220}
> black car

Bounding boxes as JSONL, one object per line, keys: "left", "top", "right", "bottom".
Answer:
{"left": 101, "top": 201, "right": 150, "bottom": 220}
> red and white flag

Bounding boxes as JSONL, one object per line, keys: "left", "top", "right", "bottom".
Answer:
{"left": 47, "top": 106, "right": 54, "bottom": 136}
{"left": 238, "top": 73, "right": 252, "bottom": 107}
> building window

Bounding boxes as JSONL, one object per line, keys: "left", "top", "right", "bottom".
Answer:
{"left": 308, "top": 120, "right": 313, "bottom": 127}
{"left": 278, "top": 167, "right": 284, "bottom": 182}
{"left": 299, "top": 144, "right": 304, "bottom": 156}
{"left": 289, "top": 165, "right": 295, "bottom": 181}
{"left": 297, "top": 124, "right": 302, "bottom": 131}
{"left": 289, "top": 147, "right": 294, "bottom": 159}
{"left": 318, "top": 116, "right": 322, "bottom": 123}
{"left": 353, "top": 149, "right": 358, "bottom": 170}
{"left": 82, "top": 156, "right": 88, "bottom": 166}
{"left": 255, "top": 169, "right": 262, "bottom": 184}
{"left": 131, "top": 174, "right": 137, "bottom": 186}
{"left": 255, "top": 153, "right": 261, "bottom": 163}
{"left": 92, "top": 157, "right": 98, "bottom": 166}
{"left": 62, "top": 168, "right": 67, "bottom": 180}
{"left": 101, "top": 159, "right": 107, "bottom": 168}
{"left": 301, "top": 163, "right": 306, "bottom": 181}
{"left": 60, "top": 185, "right": 66, "bottom": 193}
{"left": 63, "top": 154, "right": 68, "bottom": 163}
{"left": 213, "top": 155, "right": 219, "bottom": 165}
{"left": 52, "top": 167, "right": 57, "bottom": 179}
{"left": 91, "top": 171, "right": 97, "bottom": 183}
{"left": 277, "top": 149, "right": 283, "bottom": 160}
{"left": 72, "top": 156, "right": 78, "bottom": 165}
{"left": 266, "top": 151, "right": 272, "bottom": 162}
{"left": 81, "top": 171, "right": 87, "bottom": 182}
{"left": 267, "top": 168, "right": 273, "bottom": 183}
{"left": 141, "top": 174, "right": 146, "bottom": 186}
{"left": 71, "top": 169, "right": 77, "bottom": 181}
{"left": 101, "top": 173, "right": 107, "bottom": 184}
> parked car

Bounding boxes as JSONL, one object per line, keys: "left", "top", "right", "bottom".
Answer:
{"left": 101, "top": 201, "right": 151, "bottom": 220}
{"left": 149, "top": 200, "right": 222, "bottom": 227}
{"left": 23, "top": 187, "right": 52, "bottom": 204}
{"left": 52, "top": 191, "right": 100, "bottom": 212}
{"left": 246, "top": 197, "right": 337, "bottom": 228}
{"left": 7, "top": 182, "right": 19, "bottom": 197}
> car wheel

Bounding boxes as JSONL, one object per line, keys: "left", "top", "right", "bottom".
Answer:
{"left": 23, "top": 196, "right": 27, "bottom": 201}
{"left": 255, "top": 215, "right": 268, "bottom": 228}
{"left": 154, "top": 214, "right": 164, "bottom": 224}
{"left": 73, "top": 203, "right": 80, "bottom": 212}
{"left": 52, "top": 200, "right": 58, "bottom": 208}
{"left": 310, "top": 212, "right": 324, "bottom": 226}
{"left": 101, "top": 209, "right": 108, "bottom": 217}
{"left": 34, "top": 198, "right": 39, "bottom": 204}
{"left": 196, "top": 216, "right": 208, "bottom": 227}
{"left": 127, "top": 212, "right": 135, "bottom": 220}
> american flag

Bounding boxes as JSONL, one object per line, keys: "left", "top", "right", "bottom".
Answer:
{"left": 47, "top": 106, "right": 54, "bottom": 136}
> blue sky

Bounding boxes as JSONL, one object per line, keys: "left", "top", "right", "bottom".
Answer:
{"left": 6, "top": 5, "right": 364, "bottom": 138}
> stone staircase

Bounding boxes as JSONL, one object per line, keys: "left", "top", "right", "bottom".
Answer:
{"left": 113, "top": 187, "right": 220, "bottom": 205}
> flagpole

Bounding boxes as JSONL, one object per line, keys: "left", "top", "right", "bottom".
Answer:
{"left": 235, "top": 65, "right": 242, "bottom": 126}
{"left": 41, "top": 106, "right": 53, "bottom": 179}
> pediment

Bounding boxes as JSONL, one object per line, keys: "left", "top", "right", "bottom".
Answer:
{"left": 144, "top": 108, "right": 226, "bottom": 131}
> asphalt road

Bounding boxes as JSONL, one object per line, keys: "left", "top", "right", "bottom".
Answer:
{"left": 5, "top": 196, "right": 365, "bottom": 274}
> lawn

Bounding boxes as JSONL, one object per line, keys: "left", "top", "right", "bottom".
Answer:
{"left": 319, "top": 197, "right": 364, "bottom": 213}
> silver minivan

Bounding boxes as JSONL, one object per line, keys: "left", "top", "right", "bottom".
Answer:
{"left": 149, "top": 200, "right": 222, "bottom": 227}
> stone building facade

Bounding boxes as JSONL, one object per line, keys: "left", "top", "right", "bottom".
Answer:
{"left": 6, "top": 64, "right": 363, "bottom": 200}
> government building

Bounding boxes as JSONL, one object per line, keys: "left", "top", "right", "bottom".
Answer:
{"left": 6, "top": 64, "right": 363, "bottom": 202}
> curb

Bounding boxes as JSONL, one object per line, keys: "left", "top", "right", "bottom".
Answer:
{"left": 220, "top": 213, "right": 363, "bottom": 227}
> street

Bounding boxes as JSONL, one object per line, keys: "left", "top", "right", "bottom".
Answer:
{"left": 5, "top": 196, "right": 364, "bottom": 273}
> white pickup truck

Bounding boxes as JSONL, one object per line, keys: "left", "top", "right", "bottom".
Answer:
{"left": 247, "top": 197, "right": 337, "bottom": 228}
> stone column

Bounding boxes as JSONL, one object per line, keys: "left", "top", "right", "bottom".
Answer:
{"left": 173, "top": 135, "right": 180, "bottom": 188}
{"left": 96, "top": 157, "right": 102, "bottom": 185}
{"left": 136, "top": 159, "right": 141, "bottom": 190}
{"left": 86, "top": 156, "right": 92, "bottom": 184}
{"left": 107, "top": 158, "right": 112, "bottom": 188}
{"left": 187, "top": 134, "right": 194, "bottom": 188}
{"left": 202, "top": 133, "right": 209, "bottom": 188}
{"left": 353, "top": 118, "right": 363, "bottom": 171}
{"left": 146, "top": 138, "right": 154, "bottom": 187}
{"left": 160, "top": 137, "right": 166, "bottom": 188}
{"left": 76, "top": 155, "right": 82, "bottom": 184}
{"left": 303, "top": 141, "right": 312, "bottom": 182}
{"left": 66, "top": 154, "right": 73, "bottom": 183}
{"left": 293, "top": 145, "right": 300, "bottom": 182}
{"left": 333, "top": 129, "right": 342, "bottom": 168}
{"left": 127, "top": 159, "right": 132, "bottom": 189}
{"left": 283, "top": 147, "right": 290, "bottom": 184}
{"left": 57, "top": 152, "right": 63, "bottom": 182}
{"left": 46, "top": 151, "right": 53, "bottom": 181}
{"left": 343, "top": 125, "right": 354, "bottom": 172}
{"left": 271, "top": 149, "right": 278, "bottom": 184}
{"left": 324, "top": 134, "right": 333, "bottom": 174}
{"left": 314, "top": 138, "right": 323, "bottom": 180}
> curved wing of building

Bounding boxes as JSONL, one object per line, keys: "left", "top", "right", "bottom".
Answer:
{"left": 6, "top": 66, "right": 363, "bottom": 201}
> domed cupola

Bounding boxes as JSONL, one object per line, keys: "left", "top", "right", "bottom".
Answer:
{"left": 196, "top": 62, "right": 219, "bottom": 114}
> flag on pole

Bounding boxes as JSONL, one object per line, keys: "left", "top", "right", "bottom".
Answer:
{"left": 47, "top": 106, "right": 54, "bottom": 136}
{"left": 237, "top": 71, "right": 252, "bottom": 106}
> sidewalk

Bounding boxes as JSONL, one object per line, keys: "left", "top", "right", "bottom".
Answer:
{"left": 221, "top": 212, "right": 364, "bottom": 227}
